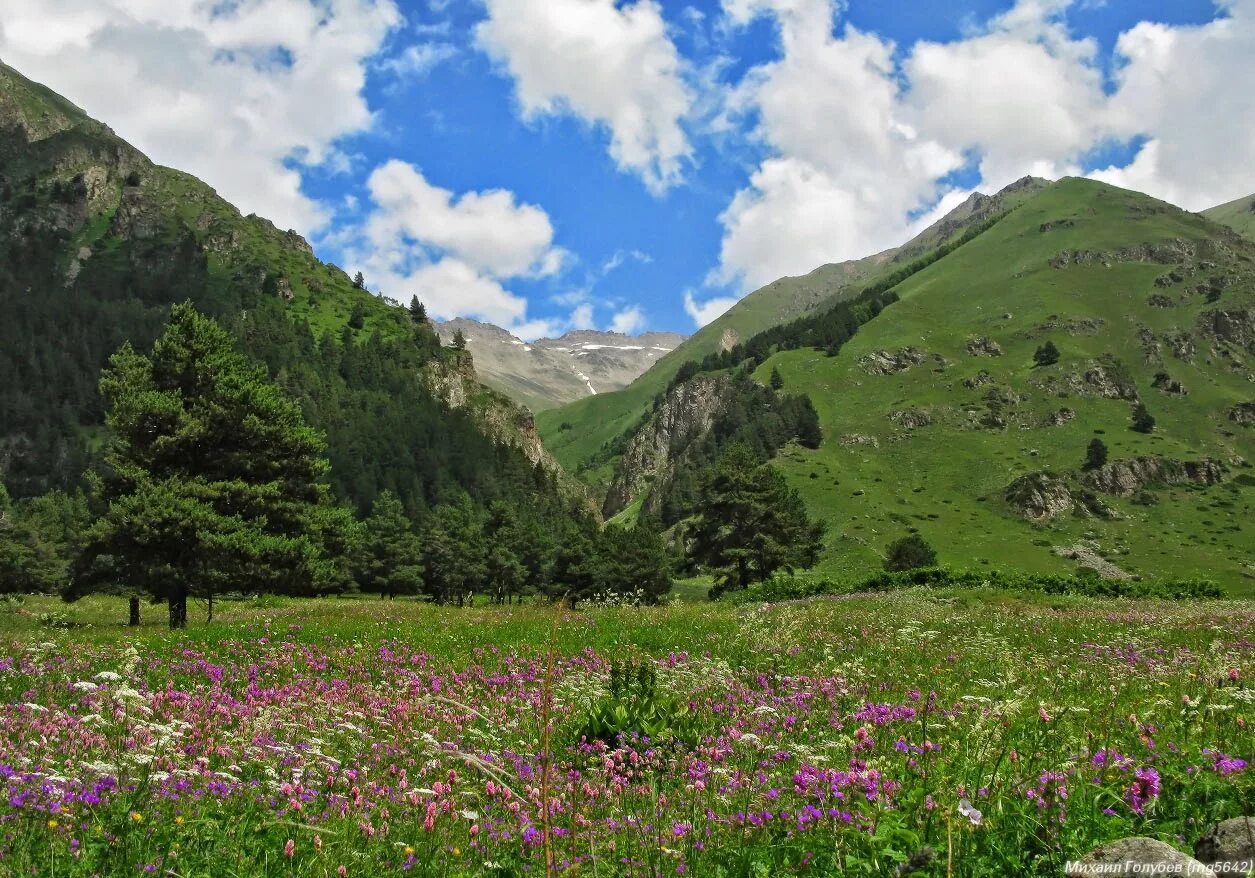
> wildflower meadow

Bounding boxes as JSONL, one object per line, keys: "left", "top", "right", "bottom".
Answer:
{"left": 0, "top": 590, "right": 1250, "bottom": 876}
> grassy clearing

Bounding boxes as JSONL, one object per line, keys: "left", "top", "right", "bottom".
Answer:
{"left": 1, "top": 592, "right": 1250, "bottom": 876}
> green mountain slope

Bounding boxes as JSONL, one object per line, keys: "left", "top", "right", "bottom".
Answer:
{"left": 537, "top": 177, "right": 1048, "bottom": 489}
{"left": 0, "top": 62, "right": 571, "bottom": 517}
{"left": 1203, "top": 192, "right": 1255, "bottom": 242}
{"left": 741, "top": 178, "right": 1254, "bottom": 592}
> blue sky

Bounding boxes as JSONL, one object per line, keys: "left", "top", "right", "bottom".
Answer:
{"left": 4, "top": 0, "right": 1253, "bottom": 337}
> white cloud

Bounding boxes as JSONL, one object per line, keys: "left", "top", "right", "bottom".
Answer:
{"left": 712, "top": 2, "right": 962, "bottom": 291}
{"left": 610, "top": 305, "right": 647, "bottom": 334}
{"left": 1092, "top": 2, "right": 1255, "bottom": 210}
{"left": 569, "top": 303, "right": 597, "bottom": 330}
{"left": 363, "top": 160, "right": 562, "bottom": 278}
{"left": 377, "top": 42, "right": 458, "bottom": 80}
{"left": 475, "top": 0, "right": 694, "bottom": 193}
{"left": 348, "top": 160, "right": 565, "bottom": 332}
{"left": 684, "top": 290, "right": 738, "bottom": 327}
{"left": 0, "top": 0, "right": 403, "bottom": 233}
{"left": 902, "top": 0, "right": 1106, "bottom": 190}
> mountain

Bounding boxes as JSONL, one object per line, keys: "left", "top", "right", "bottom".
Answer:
{"left": 1203, "top": 192, "right": 1255, "bottom": 242}
{"left": 0, "top": 61, "right": 574, "bottom": 518}
{"left": 537, "top": 176, "right": 1050, "bottom": 493}
{"left": 601, "top": 177, "right": 1255, "bottom": 592}
{"left": 433, "top": 318, "right": 683, "bottom": 411}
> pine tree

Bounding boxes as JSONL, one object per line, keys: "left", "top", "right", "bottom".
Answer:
{"left": 356, "top": 491, "right": 422, "bottom": 599}
{"left": 1033, "top": 340, "right": 1060, "bottom": 367}
{"left": 420, "top": 495, "right": 485, "bottom": 606}
{"left": 352, "top": 271, "right": 365, "bottom": 290}
{"left": 408, "top": 296, "right": 427, "bottom": 324}
{"left": 451, "top": 329, "right": 468, "bottom": 351}
{"left": 690, "top": 445, "right": 825, "bottom": 596}
{"left": 1131, "top": 403, "right": 1156, "bottom": 434}
{"left": 883, "top": 533, "right": 937, "bottom": 572}
{"left": 348, "top": 301, "right": 366, "bottom": 330}
{"left": 1084, "top": 437, "right": 1109, "bottom": 470}
{"left": 69, "top": 303, "right": 355, "bottom": 627}
{"left": 600, "top": 523, "right": 673, "bottom": 604}
{"left": 769, "top": 367, "right": 784, "bottom": 390}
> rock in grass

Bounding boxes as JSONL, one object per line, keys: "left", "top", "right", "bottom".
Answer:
{"left": 1066, "top": 837, "right": 1216, "bottom": 877}
{"left": 1195, "top": 817, "right": 1255, "bottom": 872}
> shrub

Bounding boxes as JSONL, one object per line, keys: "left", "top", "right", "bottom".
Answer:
{"left": 1033, "top": 340, "right": 1060, "bottom": 367}
{"left": 884, "top": 533, "right": 937, "bottom": 571}
{"left": 575, "top": 660, "right": 698, "bottom": 747}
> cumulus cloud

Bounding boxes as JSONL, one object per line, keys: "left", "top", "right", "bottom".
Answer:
{"left": 349, "top": 161, "right": 564, "bottom": 331}
{"left": 609, "top": 305, "right": 647, "bottom": 334}
{"left": 684, "top": 290, "right": 738, "bottom": 327}
{"left": 1092, "top": 1, "right": 1255, "bottom": 209}
{"left": 711, "top": 0, "right": 962, "bottom": 291}
{"left": 377, "top": 42, "right": 459, "bottom": 80}
{"left": 0, "top": 0, "right": 402, "bottom": 233}
{"left": 475, "top": 0, "right": 694, "bottom": 192}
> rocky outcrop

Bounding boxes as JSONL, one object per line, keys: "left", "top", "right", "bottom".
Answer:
{"left": 889, "top": 408, "right": 931, "bottom": 429}
{"left": 965, "top": 336, "right": 1003, "bottom": 357}
{"left": 1005, "top": 473, "right": 1077, "bottom": 521}
{"left": 860, "top": 347, "right": 925, "bottom": 375}
{"left": 1198, "top": 307, "right": 1255, "bottom": 351}
{"left": 1195, "top": 817, "right": 1255, "bottom": 872}
{"left": 420, "top": 353, "right": 569, "bottom": 487}
{"left": 1050, "top": 239, "right": 1198, "bottom": 269}
{"left": 1005, "top": 473, "right": 1115, "bottom": 521}
{"left": 1165, "top": 330, "right": 1197, "bottom": 361}
{"left": 1228, "top": 402, "right": 1255, "bottom": 426}
{"left": 1080, "top": 457, "right": 1226, "bottom": 496}
{"left": 1082, "top": 361, "right": 1140, "bottom": 401}
{"left": 602, "top": 373, "right": 733, "bottom": 518}
{"left": 1067, "top": 838, "right": 1216, "bottom": 878}
{"left": 840, "top": 434, "right": 880, "bottom": 449}
{"left": 1043, "top": 408, "right": 1076, "bottom": 427}
{"left": 963, "top": 370, "right": 993, "bottom": 389}
{"left": 1152, "top": 372, "right": 1188, "bottom": 395}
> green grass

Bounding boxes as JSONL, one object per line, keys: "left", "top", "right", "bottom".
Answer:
{"left": 1202, "top": 191, "right": 1255, "bottom": 242}
{"left": 744, "top": 178, "right": 1254, "bottom": 593}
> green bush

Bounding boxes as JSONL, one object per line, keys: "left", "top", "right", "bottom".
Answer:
{"left": 722, "top": 567, "right": 1222, "bottom": 603}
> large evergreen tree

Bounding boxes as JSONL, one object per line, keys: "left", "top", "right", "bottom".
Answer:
{"left": 599, "top": 522, "right": 673, "bottom": 604}
{"left": 420, "top": 494, "right": 485, "bottom": 605}
{"left": 689, "top": 445, "right": 825, "bottom": 596}
{"left": 69, "top": 303, "right": 355, "bottom": 627}
{"left": 355, "top": 491, "right": 422, "bottom": 599}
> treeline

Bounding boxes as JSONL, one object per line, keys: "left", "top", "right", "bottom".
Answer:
{"left": 0, "top": 303, "right": 673, "bottom": 622}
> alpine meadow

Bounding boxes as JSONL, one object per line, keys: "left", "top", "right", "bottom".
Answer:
{"left": 0, "top": 2, "right": 1253, "bottom": 877}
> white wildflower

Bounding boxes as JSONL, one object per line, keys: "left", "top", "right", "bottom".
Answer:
{"left": 958, "top": 798, "right": 983, "bottom": 827}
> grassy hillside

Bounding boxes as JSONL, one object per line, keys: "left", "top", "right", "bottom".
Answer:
{"left": 0, "top": 61, "right": 571, "bottom": 518}
{"left": 1203, "top": 191, "right": 1255, "bottom": 242}
{"left": 538, "top": 178, "right": 1049, "bottom": 486}
{"left": 747, "top": 178, "right": 1254, "bottom": 592}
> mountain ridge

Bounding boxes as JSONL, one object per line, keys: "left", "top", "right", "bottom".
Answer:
{"left": 433, "top": 318, "right": 683, "bottom": 411}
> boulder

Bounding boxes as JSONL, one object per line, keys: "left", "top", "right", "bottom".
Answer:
{"left": 1005, "top": 473, "right": 1074, "bottom": 521}
{"left": 1066, "top": 837, "right": 1215, "bottom": 877}
{"left": 859, "top": 347, "right": 925, "bottom": 375}
{"left": 1152, "top": 372, "right": 1188, "bottom": 395}
{"left": 1195, "top": 817, "right": 1255, "bottom": 872}
{"left": 889, "top": 408, "right": 932, "bottom": 429}
{"left": 1228, "top": 402, "right": 1255, "bottom": 427}
{"left": 965, "top": 336, "right": 1003, "bottom": 357}
{"left": 963, "top": 370, "right": 993, "bottom": 389}
{"left": 1044, "top": 408, "right": 1075, "bottom": 427}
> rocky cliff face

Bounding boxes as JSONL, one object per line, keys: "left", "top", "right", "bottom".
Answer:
{"left": 420, "top": 352, "right": 586, "bottom": 503}
{"left": 602, "top": 373, "right": 733, "bottom": 518}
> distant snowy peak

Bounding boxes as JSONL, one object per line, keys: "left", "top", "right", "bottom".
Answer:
{"left": 433, "top": 318, "right": 685, "bottom": 411}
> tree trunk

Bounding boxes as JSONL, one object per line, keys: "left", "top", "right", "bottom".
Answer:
{"left": 128, "top": 596, "right": 140, "bottom": 627}
{"left": 169, "top": 587, "right": 188, "bottom": 630}
{"left": 207, "top": 590, "right": 214, "bottom": 623}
